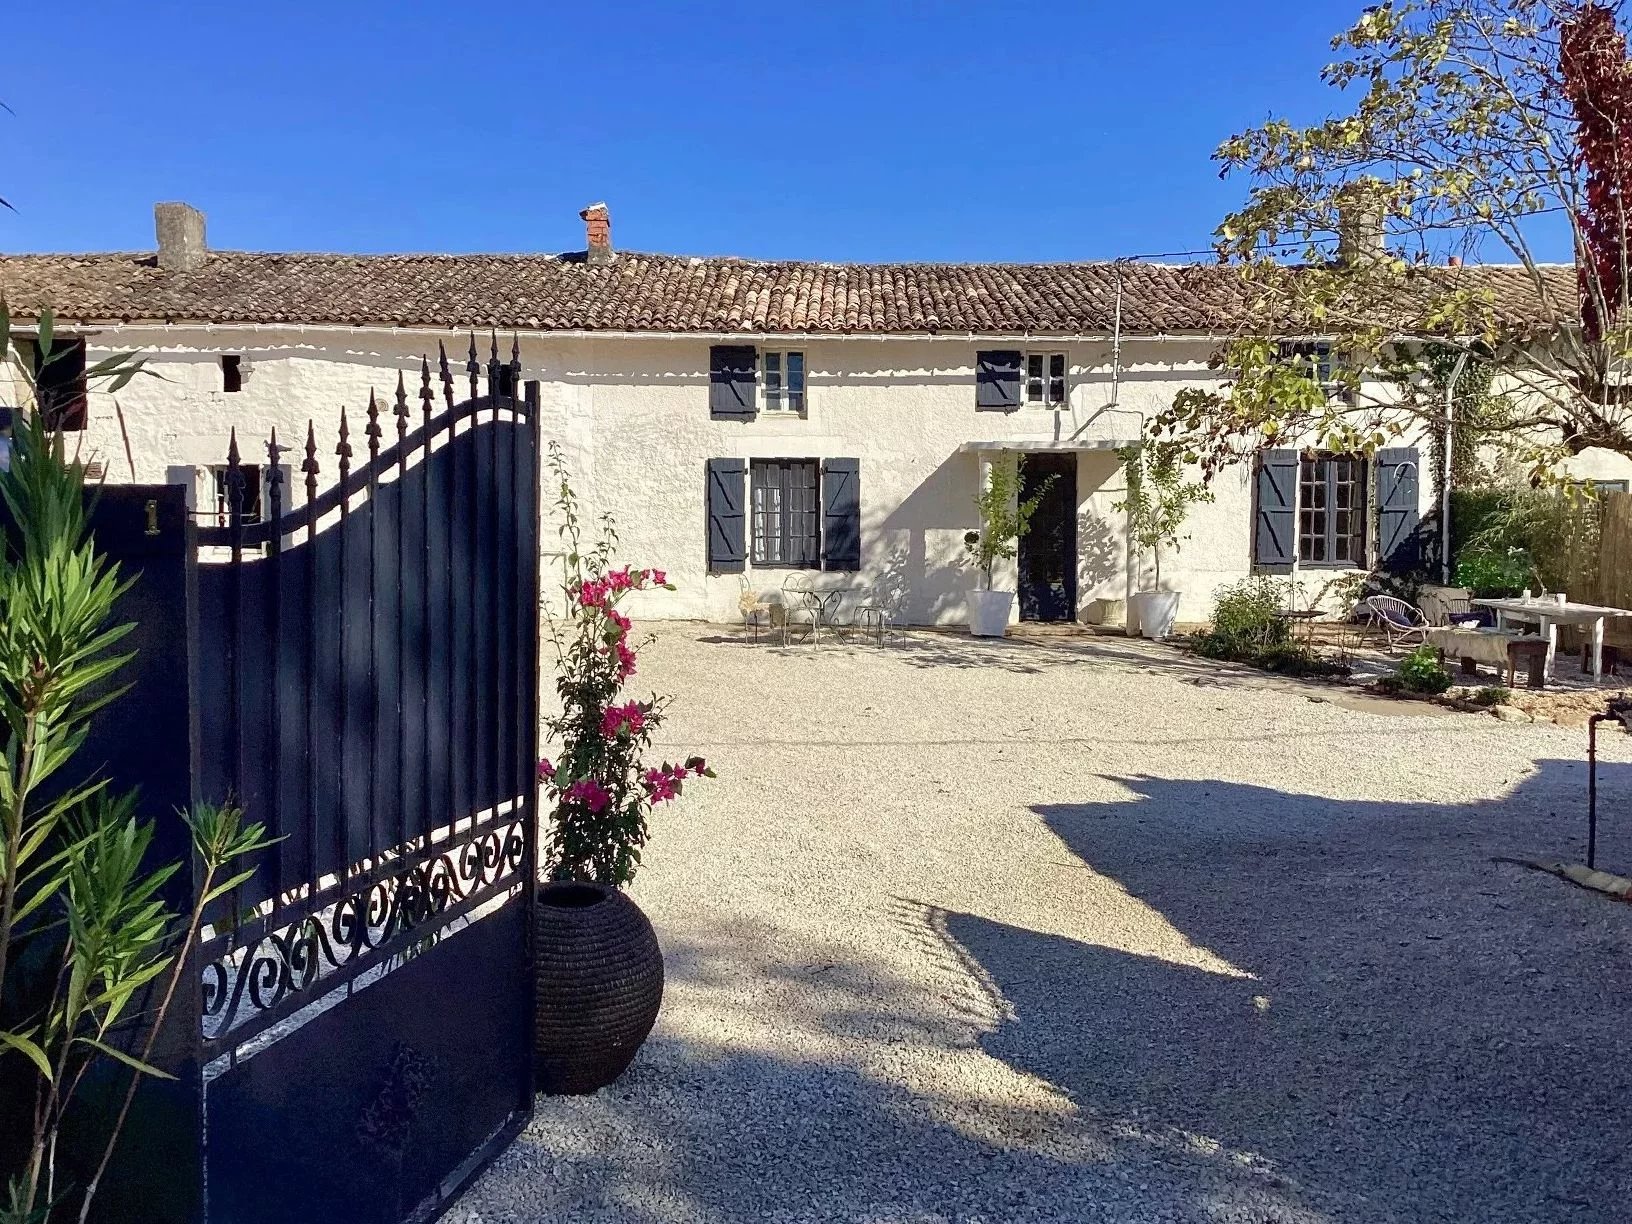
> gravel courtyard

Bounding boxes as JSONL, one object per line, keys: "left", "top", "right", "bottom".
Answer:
{"left": 458, "top": 624, "right": 1632, "bottom": 1224}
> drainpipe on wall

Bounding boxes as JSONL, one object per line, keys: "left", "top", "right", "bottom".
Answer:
{"left": 1442, "top": 350, "right": 1470, "bottom": 585}
{"left": 1110, "top": 262, "right": 1124, "bottom": 411}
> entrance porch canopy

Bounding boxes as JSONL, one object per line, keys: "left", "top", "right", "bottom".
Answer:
{"left": 957, "top": 437, "right": 1139, "bottom": 454}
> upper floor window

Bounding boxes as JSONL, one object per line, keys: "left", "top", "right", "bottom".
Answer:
{"left": 1279, "top": 341, "right": 1335, "bottom": 388}
{"left": 16, "top": 336, "right": 88, "bottom": 430}
{"left": 1025, "top": 352, "right": 1067, "bottom": 407}
{"left": 221, "top": 354, "right": 243, "bottom": 393}
{"left": 762, "top": 351, "right": 805, "bottom": 413}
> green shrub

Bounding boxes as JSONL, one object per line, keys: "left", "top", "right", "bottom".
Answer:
{"left": 1389, "top": 645, "right": 1453, "bottom": 695}
{"left": 1453, "top": 483, "right": 1602, "bottom": 596}
{"left": 1208, "top": 577, "right": 1290, "bottom": 649}
{"left": 1470, "top": 685, "right": 1511, "bottom": 707}
{"left": 1254, "top": 645, "right": 1352, "bottom": 678}
{"left": 1449, "top": 486, "right": 1510, "bottom": 559}
{"left": 1189, "top": 631, "right": 1350, "bottom": 678}
{"left": 1454, "top": 546, "right": 1531, "bottom": 597}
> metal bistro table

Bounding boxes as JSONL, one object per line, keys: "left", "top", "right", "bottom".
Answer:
{"left": 1472, "top": 596, "right": 1632, "bottom": 678}
{"left": 780, "top": 575, "right": 888, "bottom": 645}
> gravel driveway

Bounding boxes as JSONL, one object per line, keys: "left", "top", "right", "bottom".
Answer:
{"left": 456, "top": 625, "right": 1632, "bottom": 1224}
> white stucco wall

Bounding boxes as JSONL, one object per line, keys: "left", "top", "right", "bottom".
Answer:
{"left": 2, "top": 324, "right": 1441, "bottom": 627}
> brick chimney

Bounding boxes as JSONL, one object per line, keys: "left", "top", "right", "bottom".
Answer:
{"left": 580, "top": 202, "right": 612, "bottom": 265}
{"left": 155, "top": 202, "right": 208, "bottom": 272}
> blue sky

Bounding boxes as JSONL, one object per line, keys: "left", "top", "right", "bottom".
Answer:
{"left": 1, "top": 0, "right": 1526, "bottom": 263}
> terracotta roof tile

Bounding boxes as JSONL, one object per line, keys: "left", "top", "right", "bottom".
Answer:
{"left": 0, "top": 249, "right": 1573, "bottom": 335}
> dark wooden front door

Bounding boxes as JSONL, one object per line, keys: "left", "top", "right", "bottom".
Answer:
{"left": 1018, "top": 452, "right": 1077, "bottom": 622}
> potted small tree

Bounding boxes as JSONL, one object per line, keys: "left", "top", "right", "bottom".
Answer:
{"left": 534, "top": 444, "right": 713, "bottom": 1094}
{"left": 1115, "top": 442, "right": 1213, "bottom": 640}
{"left": 963, "top": 457, "right": 1052, "bottom": 637}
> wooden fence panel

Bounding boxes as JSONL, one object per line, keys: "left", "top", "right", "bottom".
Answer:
{"left": 1601, "top": 492, "right": 1632, "bottom": 613}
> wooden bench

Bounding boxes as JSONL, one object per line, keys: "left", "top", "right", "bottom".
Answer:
{"left": 1505, "top": 637, "right": 1549, "bottom": 689}
{"left": 1426, "top": 626, "right": 1523, "bottom": 672}
{"left": 1426, "top": 626, "right": 1549, "bottom": 689}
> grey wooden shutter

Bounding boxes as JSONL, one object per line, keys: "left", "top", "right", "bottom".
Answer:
{"left": 706, "top": 458, "right": 747, "bottom": 573}
{"left": 975, "top": 350, "right": 1022, "bottom": 411}
{"left": 709, "top": 345, "right": 758, "bottom": 419}
{"left": 165, "top": 464, "right": 202, "bottom": 511}
{"left": 1376, "top": 447, "right": 1421, "bottom": 573}
{"left": 1253, "top": 449, "right": 1298, "bottom": 574}
{"left": 821, "top": 458, "right": 861, "bottom": 571}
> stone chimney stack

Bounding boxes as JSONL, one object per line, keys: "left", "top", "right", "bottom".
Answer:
{"left": 1335, "top": 183, "right": 1386, "bottom": 265}
{"left": 155, "top": 202, "right": 208, "bottom": 272}
{"left": 580, "top": 202, "right": 612, "bottom": 265}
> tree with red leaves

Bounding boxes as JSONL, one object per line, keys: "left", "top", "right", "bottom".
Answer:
{"left": 1562, "top": 3, "right": 1632, "bottom": 341}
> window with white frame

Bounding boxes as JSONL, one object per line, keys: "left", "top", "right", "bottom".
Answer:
{"left": 1279, "top": 341, "right": 1337, "bottom": 387}
{"left": 1298, "top": 453, "right": 1367, "bottom": 566}
{"left": 1024, "top": 352, "right": 1067, "bottom": 407}
{"left": 762, "top": 350, "right": 806, "bottom": 413}
{"left": 749, "top": 459, "right": 820, "bottom": 567}
{"left": 208, "top": 464, "right": 265, "bottom": 527}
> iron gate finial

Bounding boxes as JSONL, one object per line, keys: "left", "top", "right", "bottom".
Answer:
{"left": 439, "top": 341, "right": 456, "bottom": 412}
{"left": 394, "top": 371, "right": 410, "bottom": 442}
{"left": 301, "top": 420, "right": 320, "bottom": 505}
{"left": 267, "top": 427, "right": 285, "bottom": 521}
{"left": 365, "top": 389, "right": 382, "bottom": 462}
{"left": 336, "top": 406, "right": 353, "bottom": 476}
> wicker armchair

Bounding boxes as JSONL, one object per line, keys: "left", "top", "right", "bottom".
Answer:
{"left": 1360, "top": 594, "right": 1431, "bottom": 652}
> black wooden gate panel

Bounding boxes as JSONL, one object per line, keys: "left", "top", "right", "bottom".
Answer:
{"left": 28, "top": 345, "right": 539, "bottom": 1224}
{"left": 181, "top": 344, "right": 538, "bottom": 1223}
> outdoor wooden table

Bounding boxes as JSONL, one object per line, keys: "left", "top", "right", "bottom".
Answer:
{"left": 1471, "top": 596, "right": 1632, "bottom": 678}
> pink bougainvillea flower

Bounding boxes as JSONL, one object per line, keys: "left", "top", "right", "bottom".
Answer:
{"left": 537, "top": 758, "right": 556, "bottom": 782}
{"left": 578, "top": 579, "right": 609, "bottom": 608}
{"left": 606, "top": 567, "right": 634, "bottom": 592}
{"left": 649, "top": 569, "right": 668, "bottom": 586}
{"left": 615, "top": 640, "right": 638, "bottom": 679}
{"left": 607, "top": 608, "right": 631, "bottom": 633}
{"left": 567, "top": 778, "right": 611, "bottom": 813}
{"left": 685, "top": 756, "right": 709, "bottom": 776}
{"left": 642, "top": 766, "right": 679, "bottom": 803}
{"left": 600, "top": 701, "right": 647, "bottom": 738}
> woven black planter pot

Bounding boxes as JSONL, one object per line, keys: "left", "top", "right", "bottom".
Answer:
{"left": 534, "top": 881, "right": 664, "bottom": 1095}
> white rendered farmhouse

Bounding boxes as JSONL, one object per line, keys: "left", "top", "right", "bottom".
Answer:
{"left": 3, "top": 202, "right": 1620, "bottom": 627}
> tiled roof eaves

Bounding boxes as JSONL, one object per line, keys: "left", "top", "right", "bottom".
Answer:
{"left": 0, "top": 250, "right": 1569, "bottom": 337}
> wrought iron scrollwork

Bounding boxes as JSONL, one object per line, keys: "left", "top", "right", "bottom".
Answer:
{"left": 203, "top": 821, "right": 525, "bottom": 1040}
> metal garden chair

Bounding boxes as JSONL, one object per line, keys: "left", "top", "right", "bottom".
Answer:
{"left": 780, "top": 574, "right": 822, "bottom": 646}
{"left": 738, "top": 577, "right": 774, "bottom": 642}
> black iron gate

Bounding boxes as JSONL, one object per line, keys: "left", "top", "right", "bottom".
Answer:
{"left": 81, "top": 341, "right": 541, "bottom": 1224}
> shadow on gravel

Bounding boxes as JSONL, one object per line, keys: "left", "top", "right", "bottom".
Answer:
{"left": 920, "top": 764, "right": 1632, "bottom": 1224}
{"left": 464, "top": 762, "right": 1632, "bottom": 1224}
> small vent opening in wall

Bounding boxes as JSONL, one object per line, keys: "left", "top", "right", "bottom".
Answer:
{"left": 222, "top": 354, "right": 242, "bottom": 393}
